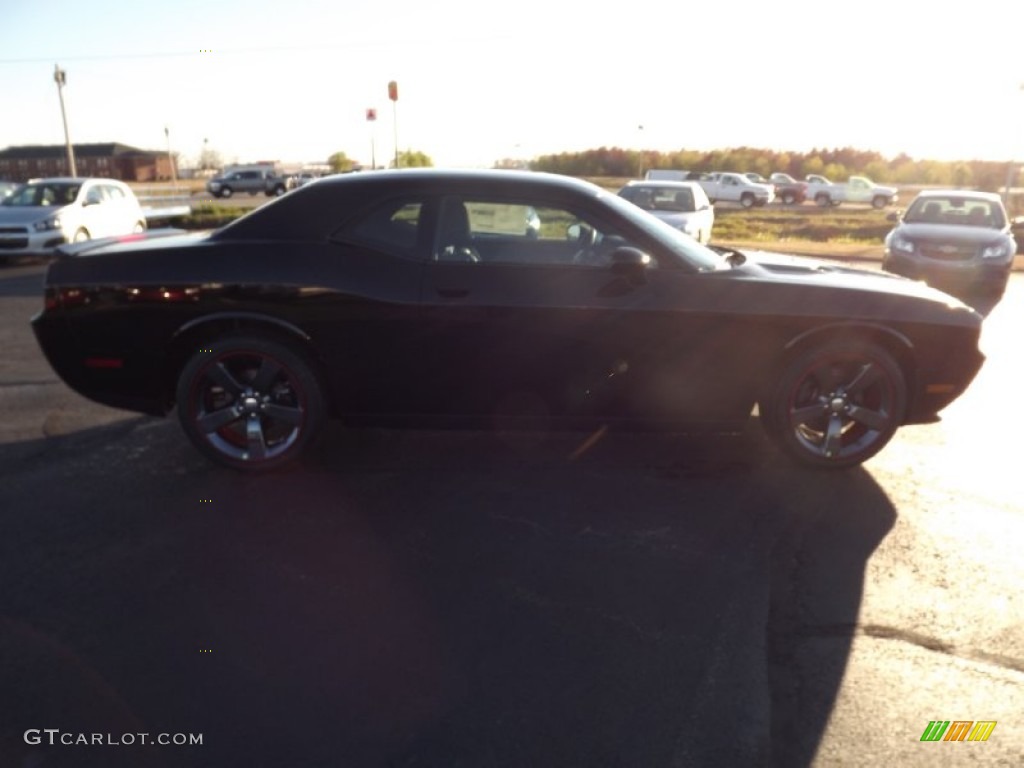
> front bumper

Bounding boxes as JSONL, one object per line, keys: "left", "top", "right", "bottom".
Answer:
{"left": 0, "top": 227, "right": 68, "bottom": 257}
{"left": 883, "top": 250, "right": 1011, "bottom": 294}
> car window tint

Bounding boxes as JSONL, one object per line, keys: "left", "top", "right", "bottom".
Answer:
{"left": 438, "top": 197, "right": 638, "bottom": 268}
{"left": 338, "top": 200, "right": 423, "bottom": 257}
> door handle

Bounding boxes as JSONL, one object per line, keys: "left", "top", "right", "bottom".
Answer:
{"left": 436, "top": 287, "right": 469, "bottom": 299}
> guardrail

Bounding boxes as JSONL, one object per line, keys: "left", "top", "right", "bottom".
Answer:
{"left": 134, "top": 185, "right": 192, "bottom": 220}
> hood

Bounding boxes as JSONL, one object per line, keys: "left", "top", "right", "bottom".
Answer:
{"left": 0, "top": 205, "right": 64, "bottom": 226}
{"left": 891, "top": 222, "right": 1009, "bottom": 243}
{"left": 739, "top": 249, "right": 974, "bottom": 307}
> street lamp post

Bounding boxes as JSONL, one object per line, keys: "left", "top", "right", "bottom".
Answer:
{"left": 53, "top": 64, "right": 77, "bottom": 177}
{"left": 165, "top": 126, "right": 178, "bottom": 184}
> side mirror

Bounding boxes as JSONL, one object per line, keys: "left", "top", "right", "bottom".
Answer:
{"left": 610, "top": 247, "right": 651, "bottom": 283}
{"left": 566, "top": 222, "right": 596, "bottom": 245}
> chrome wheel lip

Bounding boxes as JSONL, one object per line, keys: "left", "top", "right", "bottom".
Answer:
{"left": 786, "top": 357, "right": 896, "bottom": 462}
{"left": 189, "top": 350, "right": 306, "bottom": 464}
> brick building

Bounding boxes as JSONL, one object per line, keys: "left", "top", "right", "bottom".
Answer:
{"left": 0, "top": 143, "right": 176, "bottom": 183}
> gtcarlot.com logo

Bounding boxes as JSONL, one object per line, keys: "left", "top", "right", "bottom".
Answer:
{"left": 24, "top": 729, "right": 203, "bottom": 747}
{"left": 920, "top": 721, "right": 996, "bottom": 742}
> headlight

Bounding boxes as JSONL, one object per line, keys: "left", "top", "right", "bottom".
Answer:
{"left": 889, "top": 234, "right": 914, "bottom": 254}
{"left": 981, "top": 242, "right": 1011, "bottom": 260}
{"left": 33, "top": 215, "right": 61, "bottom": 232}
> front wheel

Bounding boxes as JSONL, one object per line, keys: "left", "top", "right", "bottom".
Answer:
{"left": 219, "top": 187, "right": 233, "bottom": 199}
{"left": 761, "top": 340, "right": 906, "bottom": 468}
{"left": 740, "top": 193, "right": 755, "bottom": 208}
{"left": 176, "top": 335, "right": 327, "bottom": 471}
{"left": 781, "top": 192, "right": 796, "bottom": 205}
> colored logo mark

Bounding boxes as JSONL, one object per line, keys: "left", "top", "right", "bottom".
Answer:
{"left": 920, "top": 721, "right": 996, "bottom": 742}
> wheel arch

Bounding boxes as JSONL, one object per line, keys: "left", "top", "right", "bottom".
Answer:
{"left": 765, "top": 322, "right": 917, "bottom": 412}
{"left": 163, "top": 313, "right": 330, "bottom": 411}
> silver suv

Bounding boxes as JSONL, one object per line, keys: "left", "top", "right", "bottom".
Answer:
{"left": 206, "top": 169, "right": 282, "bottom": 198}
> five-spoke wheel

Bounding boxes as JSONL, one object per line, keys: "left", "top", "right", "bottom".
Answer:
{"left": 176, "top": 336, "right": 325, "bottom": 471}
{"left": 762, "top": 340, "right": 906, "bottom": 468}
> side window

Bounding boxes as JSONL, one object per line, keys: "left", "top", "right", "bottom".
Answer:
{"left": 437, "top": 197, "right": 638, "bottom": 268}
{"left": 335, "top": 199, "right": 425, "bottom": 259}
{"left": 84, "top": 185, "right": 105, "bottom": 205}
{"left": 103, "top": 184, "right": 125, "bottom": 200}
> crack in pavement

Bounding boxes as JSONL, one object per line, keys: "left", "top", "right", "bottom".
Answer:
{"left": 793, "top": 622, "right": 1024, "bottom": 675}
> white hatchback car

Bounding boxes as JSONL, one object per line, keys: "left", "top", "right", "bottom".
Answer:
{"left": 618, "top": 180, "right": 715, "bottom": 244}
{"left": 0, "top": 178, "right": 146, "bottom": 259}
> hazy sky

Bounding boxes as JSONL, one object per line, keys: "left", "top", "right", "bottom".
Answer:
{"left": 2, "top": 0, "right": 1023, "bottom": 169}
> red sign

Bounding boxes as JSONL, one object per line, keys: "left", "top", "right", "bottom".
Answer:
{"left": 366, "top": 108, "right": 377, "bottom": 121}
{"left": 388, "top": 81, "right": 398, "bottom": 102}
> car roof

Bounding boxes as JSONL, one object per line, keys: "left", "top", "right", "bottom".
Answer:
{"left": 312, "top": 168, "right": 602, "bottom": 192}
{"left": 912, "top": 189, "right": 1003, "bottom": 203}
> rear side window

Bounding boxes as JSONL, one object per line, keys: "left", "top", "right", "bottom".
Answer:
{"left": 336, "top": 200, "right": 424, "bottom": 258}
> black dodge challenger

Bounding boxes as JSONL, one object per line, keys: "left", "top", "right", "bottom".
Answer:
{"left": 31, "top": 170, "right": 985, "bottom": 471}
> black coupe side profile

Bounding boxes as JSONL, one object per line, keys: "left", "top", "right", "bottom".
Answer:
{"left": 32, "top": 170, "right": 985, "bottom": 471}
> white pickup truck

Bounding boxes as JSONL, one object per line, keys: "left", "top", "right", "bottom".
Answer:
{"left": 804, "top": 175, "right": 898, "bottom": 209}
{"left": 699, "top": 172, "right": 774, "bottom": 208}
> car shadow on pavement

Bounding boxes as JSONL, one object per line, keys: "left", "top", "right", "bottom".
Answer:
{"left": 1, "top": 420, "right": 896, "bottom": 768}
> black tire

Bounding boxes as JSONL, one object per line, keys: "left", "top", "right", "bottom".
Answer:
{"left": 871, "top": 196, "right": 888, "bottom": 210}
{"left": 761, "top": 340, "right": 906, "bottom": 469}
{"left": 781, "top": 191, "right": 796, "bottom": 205}
{"left": 176, "top": 335, "right": 327, "bottom": 471}
{"left": 740, "top": 193, "right": 755, "bottom": 209}
{"left": 815, "top": 193, "right": 831, "bottom": 207}
{"left": 219, "top": 186, "right": 233, "bottom": 199}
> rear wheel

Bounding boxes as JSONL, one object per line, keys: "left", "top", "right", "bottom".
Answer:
{"left": 815, "top": 193, "right": 831, "bottom": 207}
{"left": 781, "top": 191, "right": 796, "bottom": 205}
{"left": 176, "top": 335, "right": 326, "bottom": 471}
{"left": 740, "top": 193, "right": 755, "bottom": 208}
{"left": 871, "top": 195, "right": 888, "bottom": 209}
{"left": 761, "top": 340, "right": 906, "bottom": 468}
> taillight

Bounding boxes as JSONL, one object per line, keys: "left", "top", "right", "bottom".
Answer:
{"left": 43, "top": 287, "right": 59, "bottom": 311}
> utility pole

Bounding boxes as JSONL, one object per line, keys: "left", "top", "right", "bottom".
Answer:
{"left": 54, "top": 64, "right": 77, "bottom": 177}
{"left": 388, "top": 81, "right": 399, "bottom": 168}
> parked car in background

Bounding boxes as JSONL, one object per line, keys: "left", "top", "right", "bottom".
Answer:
{"left": 699, "top": 172, "right": 774, "bottom": 208}
{"left": 805, "top": 175, "right": 898, "bottom": 209}
{"left": 0, "top": 177, "right": 145, "bottom": 261}
{"left": 618, "top": 180, "right": 715, "bottom": 244}
{"left": 0, "top": 180, "right": 19, "bottom": 199}
{"left": 206, "top": 168, "right": 284, "bottom": 198}
{"left": 768, "top": 173, "right": 808, "bottom": 205}
{"left": 287, "top": 172, "right": 322, "bottom": 191}
{"left": 31, "top": 169, "right": 984, "bottom": 472}
{"left": 883, "top": 190, "right": 1015, "bottom": 297}
{"left": 1012, "top": 216, "right": 1024, "bottom": 254}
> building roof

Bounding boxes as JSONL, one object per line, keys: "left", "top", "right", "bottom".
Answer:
{"left": 0, "top": 143, "right": 163, "bottom": 159}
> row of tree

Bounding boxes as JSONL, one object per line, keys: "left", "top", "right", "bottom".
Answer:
{"left": 528, "top": 146, "right": 1014, "bottom": 191}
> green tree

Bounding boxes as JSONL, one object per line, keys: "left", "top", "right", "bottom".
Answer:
{"left": 328, "top": 152, "right": 354, "bottom": 173}
{"left": 394, "top": 150, "right": 433, "bottom": 168}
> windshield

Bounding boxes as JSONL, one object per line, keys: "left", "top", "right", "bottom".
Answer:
{"left": 2, "top": 182, "right": 81, "bottom": 207}
{"left": 601, "top": 191, "right": 726, "bottom": 272}
{"left": 904, "top": 196, "right": 1006, "bottom": 228}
